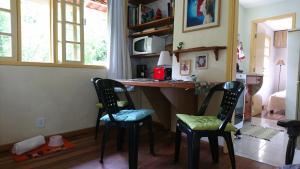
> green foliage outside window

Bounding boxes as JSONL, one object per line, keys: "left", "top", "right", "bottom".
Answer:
{"left": 0, "top": 12, "right": 11, "bottom": 57}
{"left": 85, "top": 40, "right": 107, "bottom": 64}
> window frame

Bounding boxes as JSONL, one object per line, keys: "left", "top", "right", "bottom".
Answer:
{"left": 0, "top": 0, "right": 105, "bottom": 69}
{"left": 0, "top": 0, "right": 18, "bottom": 61}
{"left": 57, "top": 0, "right": 84, "bottom": 64}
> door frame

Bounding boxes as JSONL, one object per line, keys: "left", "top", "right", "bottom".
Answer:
{"left": 249, "top": 13, "right": 296, "bottom": 73}
{"left": 226, "top": 0, "right": 239, "bottom": 80}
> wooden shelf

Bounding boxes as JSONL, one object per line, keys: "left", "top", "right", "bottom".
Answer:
{"left": 129, "top": 17, "right": 174, "bottom": 31}
{"left": 131, "top": 53, "right": 160, "bottom": 58}
{"left": 130, "top": 27, "right": 173, "bottom": 38}
{"left": 173, "top": 46, "right": 227, "bottom": 62}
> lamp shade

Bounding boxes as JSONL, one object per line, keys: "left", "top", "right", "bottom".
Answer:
{"left": 276, "top": 59, "right": 285, "bottom": 66}
{"left": 157, "top": 51, "right": 172, "bottom": 66}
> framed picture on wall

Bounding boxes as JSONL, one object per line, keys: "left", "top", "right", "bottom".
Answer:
{"left": 195, "top": 54, "right": 208, "bottom": 69}
{"left": 180, "top": 60, "right": 192, "bottom": 75}
{"left": 183, "top": 0, "right": 221, "bottom": 32}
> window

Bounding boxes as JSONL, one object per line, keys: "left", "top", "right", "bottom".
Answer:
{"left": 0, "top": 0, "right": 108, "bottom": 67}
{"left": 84, "top": 0, "right": 108, "bottom": 65}
{"left": 21, "top": 0, "right": 52, "bottom": 62}
{"left": 0, "top": 0, "right": 16, "bottom": 59}
{"left": 57, "top": 0, "right": 83, "bottom": 63}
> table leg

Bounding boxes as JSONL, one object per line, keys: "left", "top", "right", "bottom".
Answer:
{"left": 142, "top": 87, "right": 171, "bottom": 129}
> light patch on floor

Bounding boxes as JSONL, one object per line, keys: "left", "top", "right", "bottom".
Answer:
{"left": 234, "top": 117, "right": 300, "bottom": 167}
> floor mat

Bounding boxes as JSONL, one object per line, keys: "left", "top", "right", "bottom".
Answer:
{"left": 240, "top": 123, "right": 283, "bottom": 141}
{"left": 12, "top": 139, "right": 74, "bottom": 162}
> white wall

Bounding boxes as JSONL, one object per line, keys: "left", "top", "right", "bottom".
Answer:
{"left": 0, "top": 66, "right": 106, "bottom": 145}
{"left": 172, "top": 0, "right": 229, "bottom": 82}
{"left": 238, "top": 0, "right": 300, "bottom": 73}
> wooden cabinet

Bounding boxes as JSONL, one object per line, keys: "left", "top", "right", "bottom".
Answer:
{"left": 274, "top": 30, "right": 287, "bottom": 48}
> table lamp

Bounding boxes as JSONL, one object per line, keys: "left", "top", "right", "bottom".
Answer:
{"left": 157, "top": 51, "right": 172, "bottom": 67}
{"left": 153, "top": 51, "right": 172, "bottom": 80}
{"left": 276, "top": 58, "right": 285, "bottom": 91}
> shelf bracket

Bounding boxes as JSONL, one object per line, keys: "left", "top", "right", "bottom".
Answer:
{"left": 175, "top": 53, "right": 180, "bottom": 62}
{"left": 213, "top": 49, "right": 219, "bottom": 61}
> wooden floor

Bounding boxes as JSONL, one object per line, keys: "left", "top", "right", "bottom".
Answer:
{"left": 0, "top": 126, "right": 275, "bottom": 169}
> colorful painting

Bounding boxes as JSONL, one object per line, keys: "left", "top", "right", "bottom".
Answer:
{"left": 183, "top": 0, "right": 220, "bottom": 32}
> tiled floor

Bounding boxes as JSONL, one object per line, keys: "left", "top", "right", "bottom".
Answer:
{"left": 255, "top": 110, "right": 286, "bottom": 121}
{"left": 234, "top": 117, "right": 300, "bottom": 167}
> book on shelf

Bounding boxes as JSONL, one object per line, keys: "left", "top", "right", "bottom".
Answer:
{"left": 128, "top": 5, "right": 138, "bottom": 27}
{"left": 140, "top": 4, "right": 154, "bottom": 24}
{"left": 128, "top": 4, "right": 154, "bottom": 27}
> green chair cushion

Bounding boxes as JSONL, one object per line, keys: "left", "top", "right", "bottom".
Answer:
{"left": 176, "top": 114, "right": 237, "bottom": 132}
{"left": 96, "top": 100, "right": 128, "bottom": 109}
{"left": 100, "top": 109, "right": 154, "bottom": 122}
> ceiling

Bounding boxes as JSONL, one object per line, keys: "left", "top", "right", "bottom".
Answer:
{"left": 239, "top": 0, "right": 286, "bottom": 8}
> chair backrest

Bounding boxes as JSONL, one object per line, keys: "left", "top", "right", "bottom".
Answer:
{"left": 96, "top": 79, "right": 135, "bottom": 121}
{"left": 197, "top": 81, "right": 245, "bottom": 131}
{"left": 91, "top": 77, "right": 102, "bottom": 103}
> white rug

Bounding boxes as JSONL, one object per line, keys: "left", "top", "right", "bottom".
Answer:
{"left": 240, "top": 123, "right": 283, "bottom": 141}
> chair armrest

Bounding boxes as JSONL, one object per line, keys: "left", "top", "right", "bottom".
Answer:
{"left": 277, "top": 120, "right": 300, "bottom": 128}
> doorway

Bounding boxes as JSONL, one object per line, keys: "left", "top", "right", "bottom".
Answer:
{"left": 249, "top": 14, "right": 295, "bottom": 121}
{"left": 234, "top": 8, "right": 299, "bottom": 166}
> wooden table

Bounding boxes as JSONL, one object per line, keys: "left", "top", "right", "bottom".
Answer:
{"left": 118, "top": 79, "right": 198, "bottom": 130}
{"left": 120, "top": 80, "right": 196, "bottom": 89}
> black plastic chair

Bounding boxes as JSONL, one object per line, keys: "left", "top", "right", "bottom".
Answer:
{"left": 96, "top": 79, "right": 155, "bottom": 169}
{"left": 91, "top": 77, "right": 104, "bottom": 139}
{"left": 277, "top": 120, "right": 300, "bottom": 165}
{"left": 174, "top": 81, "right": 244, "bottom": 169}
{"left": 91, "top": 77, "right": 130, "bottom": 139}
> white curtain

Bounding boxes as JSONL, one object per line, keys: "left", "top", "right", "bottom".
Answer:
{"left": 107, "top": 0, "right": 132, "bottom": 79}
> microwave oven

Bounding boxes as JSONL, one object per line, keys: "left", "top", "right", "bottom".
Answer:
{"left": 132, "top": 36, "right": 165, "bottom": 55}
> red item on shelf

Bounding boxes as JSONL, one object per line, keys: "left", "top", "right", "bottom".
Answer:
{"left": 155, "top": 8, "right": 162, "bottom": 20}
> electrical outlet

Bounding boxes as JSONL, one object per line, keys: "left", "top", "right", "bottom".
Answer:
{"left": 36, "top": 117, "right": 45, "bottom": 128}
